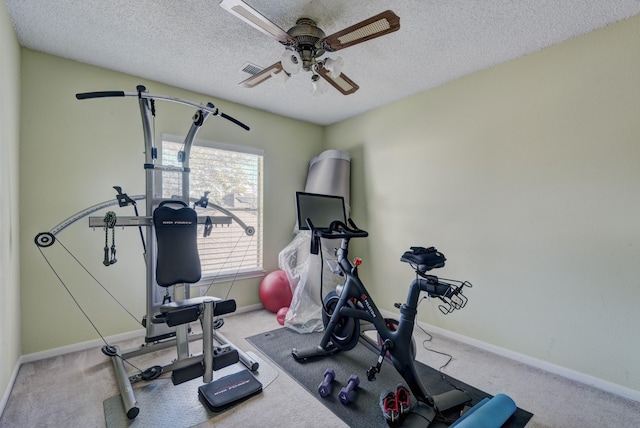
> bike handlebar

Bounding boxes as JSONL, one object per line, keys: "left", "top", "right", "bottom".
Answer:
{"left": 306, "top": 218, "right": 368, "bottom": 255}
{"left": 306, "top": 218, "right": 369, "bottom": 240}
{"left": 419, "top": 276, "right": 453, "bottom": 297}
{"left": 417, "top": 275, "right": 471, "bottom": 315}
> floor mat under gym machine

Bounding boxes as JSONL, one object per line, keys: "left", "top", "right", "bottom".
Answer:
{"left": 247, "top": 328, "right": 533, "bottom": 428}
{"left": 103, "top": 351, "right": 277, "bottom": 428}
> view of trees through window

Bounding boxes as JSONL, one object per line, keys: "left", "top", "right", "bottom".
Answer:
{"left": 161, "top": 137, "right": 263, "bottom": 279}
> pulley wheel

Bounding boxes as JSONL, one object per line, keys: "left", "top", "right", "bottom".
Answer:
{"left": 34, "top": 232, "right": 56, "bottom": 247}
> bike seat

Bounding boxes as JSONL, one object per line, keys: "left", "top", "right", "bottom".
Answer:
{"left": 400, "top": 246, "right": 446, "bottom": 272}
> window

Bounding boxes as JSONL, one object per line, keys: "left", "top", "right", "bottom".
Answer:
{"left": 161, "top": 134, "right": 263, "bottom": 282}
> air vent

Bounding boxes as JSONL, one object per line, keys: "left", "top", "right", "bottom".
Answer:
{"left": 241, "top": 63, "right": 263, "bottom": 76}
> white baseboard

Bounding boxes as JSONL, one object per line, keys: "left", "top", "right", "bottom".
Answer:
{"left": 17, "top": 303, "right": 265, "bottom": 364}
{"left": 379, "top": 309, "right": 640, "bottom": 402}
{"left": 230, "top": 303, "right": 264, "bottom": 315}
{"left": 19, "top": 329, "right": 146, "bottom": 364}
{"left": 0, "top": 358, "right": 21, "bottom": 419}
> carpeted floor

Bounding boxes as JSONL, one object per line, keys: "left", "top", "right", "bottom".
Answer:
{"left": 2, "top": 309, "right": 640, "bottom": 427}
{"left": 247, "top": 328, "right": 532, "bottom": 428}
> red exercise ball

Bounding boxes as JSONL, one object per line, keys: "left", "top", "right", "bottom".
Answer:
{"left": 259, "top": 270, "right": 292, "bottom": 313}
{"left": 276, "top": 306, "right": 289, "bottom": 325}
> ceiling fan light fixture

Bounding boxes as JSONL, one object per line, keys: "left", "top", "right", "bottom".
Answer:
{"left": 271, "top": 69, "right": 289, "bottom": 89}
{"left": 280, "top": 50, "right": 302, "bottom": 75}
{"left": 298, "top": 48, "right": 317, "bottom": 71}
{"left": 323, "top": 56, "right": 344, "bottom": 78}
{"left": 311, "top": 75, "right": 329, "bottom": 96}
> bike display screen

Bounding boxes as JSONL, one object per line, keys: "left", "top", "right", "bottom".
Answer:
{"left": 296, "top": 192, "right": 346, "bottom": 230}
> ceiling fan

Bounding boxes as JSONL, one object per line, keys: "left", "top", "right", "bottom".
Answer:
{"left": 220, "top": 0, "right": 400, "bottom": 95}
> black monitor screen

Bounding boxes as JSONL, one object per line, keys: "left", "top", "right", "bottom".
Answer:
{"left": 296, "top": 192, "right": 346, "bottom": 230}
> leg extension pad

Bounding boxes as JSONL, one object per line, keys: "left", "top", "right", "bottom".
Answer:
{"left": 165, "top": 306, "right": 201, "bottom": 327}
{"left": 172, "top": 361, "right": 204, "bottom": 385}
{"left": 212, "top": 345, "right": 240, "bottom": 370}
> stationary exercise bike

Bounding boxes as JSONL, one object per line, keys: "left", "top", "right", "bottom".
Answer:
{"left": 292, "top": 214, "right": 473, "bottom": 426}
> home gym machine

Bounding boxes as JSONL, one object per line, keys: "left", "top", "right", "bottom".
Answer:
{"left": 291, "top": 192, "right": 473, "bottom": 427}
{"left": 34, "top": 85, "right": 258, "bottom": 419}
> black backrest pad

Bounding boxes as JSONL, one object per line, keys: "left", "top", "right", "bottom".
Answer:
{"left": 153, "top": 200, "right": 201, "bottom": 287}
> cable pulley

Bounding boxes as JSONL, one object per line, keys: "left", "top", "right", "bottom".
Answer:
{"left": 101, "top": 345, "right": 118, "bottom": 357}
{"left": 35, "top": 232, "right": 56, "bottom": 248}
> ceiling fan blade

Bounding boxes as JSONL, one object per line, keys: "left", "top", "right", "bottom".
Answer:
{"left": 316, "top": 66, "right": 359, "bottom": 95}
{"left": 323, "top": 10, "right": 400, "bottom": 52}
{"left": 220, "top": 0, "right": 293, "bottom": 44}
{"left": 239, "top": 62, "right": 284, "bottom": 88}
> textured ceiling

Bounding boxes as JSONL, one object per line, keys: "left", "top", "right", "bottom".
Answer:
{"left": 6, "top": 0, "right": 640, "bottom": 125}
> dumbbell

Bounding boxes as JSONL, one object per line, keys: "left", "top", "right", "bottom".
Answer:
{"left": 338, "top": 374, "right": 360, "bottom": 404}
{"left": 318, "top": 368, "right": 336, "bottom": 397}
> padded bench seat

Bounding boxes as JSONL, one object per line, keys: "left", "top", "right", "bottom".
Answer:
{"left": 153, "top": 296, "right": 237, "bottom": 326}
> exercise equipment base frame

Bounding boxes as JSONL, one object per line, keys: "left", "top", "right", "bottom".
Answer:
{"left": 110, "top": 313, "right": 259, "bottom": 420}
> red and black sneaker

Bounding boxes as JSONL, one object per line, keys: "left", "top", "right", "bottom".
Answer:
{"left": 395, "top": 384, "right": 411, "bottom": 416}
{"left": 380, "top": 389, "right": 400, "bottom": 426}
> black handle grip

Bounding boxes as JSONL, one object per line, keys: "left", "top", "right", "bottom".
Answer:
{"left": 311, "top": 218, "right": 369, "bottom": 239}
{"left": 419, "top": 276, "right": 451, "bottom": 297}
{"left": 220, "top": 112, "right": 250, "bottom": 131}
{"left": 334, "top": 219, "right": 368, "bottom": 238}
{"left": 103, "top": 247, "right": 111, "bottom": 266}
{"left": 75, "top": 91, "right": 126, "bottom": 100}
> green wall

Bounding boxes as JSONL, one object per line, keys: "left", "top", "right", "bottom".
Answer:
{"left": 18, "top": 51, "right": 323, "bottom": 354}
{"left": 325, "top": 15, "right": 640, "bottom": 392}
{"left": 0, "top": 0, "right": 21, "bottom": 408}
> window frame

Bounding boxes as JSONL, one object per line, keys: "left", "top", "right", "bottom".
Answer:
{"left": 160, "top": 134, "right": 265, "bottom": 284}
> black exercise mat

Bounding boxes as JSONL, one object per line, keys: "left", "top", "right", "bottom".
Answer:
{"left": 247, "top": 328, "right": 533, "bottom": 428}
